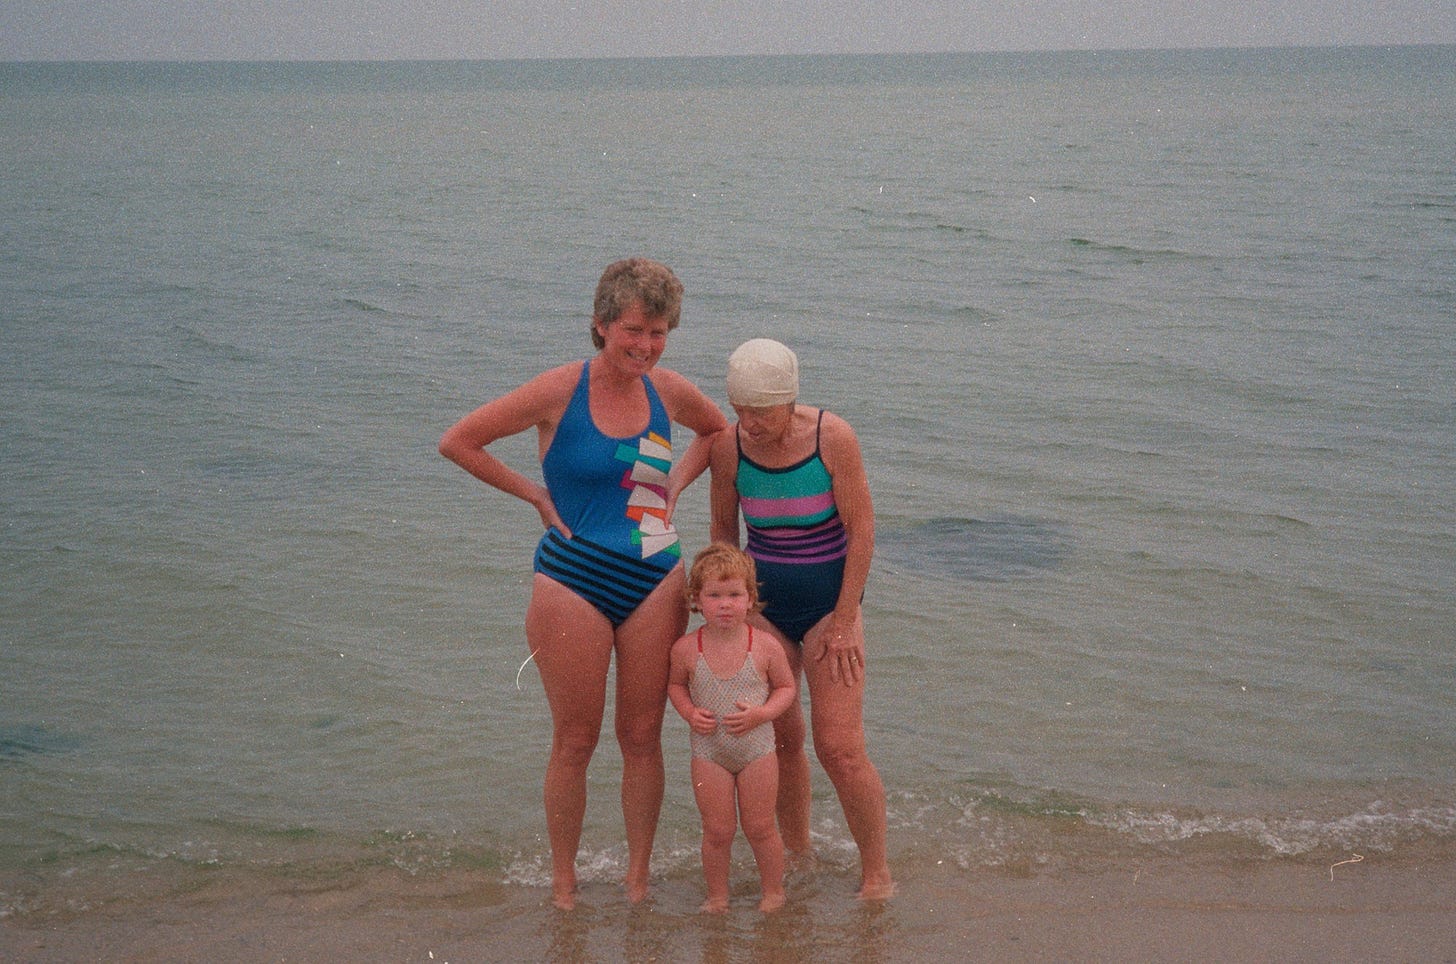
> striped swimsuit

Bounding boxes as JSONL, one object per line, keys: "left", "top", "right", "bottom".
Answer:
{"left": 736, "top": 411, "right": 848, "bottom": 643}
{"left": 533, "top": 361, "right": 681, "bottom": 626}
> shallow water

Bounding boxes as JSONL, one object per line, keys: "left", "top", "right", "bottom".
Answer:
{"left": 2, "top": 47, "right": 1454, "bottom": 920}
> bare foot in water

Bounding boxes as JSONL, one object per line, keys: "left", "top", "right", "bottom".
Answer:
{"left": 625, "top": 876, "right": 651, "bottom": 905}
{"left": 700, "top": 895, "right": 730, "bottom": 914}
{"left": 856, "top": 874, "right": 897, "bottom": 901}
{"left": 552, "top": 884, "right": 577, "bottom": 911}
{"left": 759, "top": 890, "right": 786, "bottom": 913}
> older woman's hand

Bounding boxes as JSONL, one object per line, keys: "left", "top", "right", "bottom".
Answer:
{"left": 813, "top": 609, "right": 864, "bottom": 686}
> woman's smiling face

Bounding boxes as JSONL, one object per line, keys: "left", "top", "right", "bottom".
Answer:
{"left": 595, "top": 302, "right": 669, "bottom": 374}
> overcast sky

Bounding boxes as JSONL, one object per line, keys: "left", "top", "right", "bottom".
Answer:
{"left": 4, "top": 0, "right": 1455, "bottom": 62}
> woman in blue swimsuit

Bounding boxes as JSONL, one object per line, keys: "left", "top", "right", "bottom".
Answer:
{"left": 708, "top": 338, "right": 894, "bottom": 900}
{"left": 440, "top": 259, "right": 727, "bottom": 909}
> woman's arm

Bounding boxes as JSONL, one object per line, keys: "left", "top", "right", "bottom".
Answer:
{"left": 438, "top": 363, "right": 578, "bottom": 534}
{"left": 815, "top": 411, "right": 875, "bottom": 683}
{"left": 651, "top": 369, "right": 729, "bottom": 522}
{"left": 707, "top": 427, "right": 742, "bottom": 546}
{"left": 823, "top": 412, "right": 874, "bottom": 617}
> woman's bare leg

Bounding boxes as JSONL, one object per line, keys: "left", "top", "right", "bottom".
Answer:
{"left": 613, "top": 566, "right": 687, "bottom": 902}
{"left": 756, "top": 616, "right": 813, "bottom": 853}
{"left": 803, "top": 608, "right": 894, "bottom": 899}
{"left": 527, "top": 575, "right": 615, "bottom": 909}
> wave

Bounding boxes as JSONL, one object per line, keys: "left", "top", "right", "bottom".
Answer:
{"left": 1067, "top": 236, "right": 1213, "bottom": 263}
{"left": 0, "top": 724, "right": 83, "bottom": 763}
{"left": 876, "top": 515, "right": 1074, "bottom": 582}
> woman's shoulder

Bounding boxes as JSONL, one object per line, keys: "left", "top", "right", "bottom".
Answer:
{"left": 815, "top": 407, "right": 859, "bottom": 442}
{"left": 648, "top": 368, "right": 728, "bottom": 432}
{"left": 815, "top": 408, "right": 865, "bottom": 475}
{"left": 544, "top": 359, "right": 587, "bottom": 382}
{"left": 645, "top": 366, "right": 696, "bottom": 397}
{"left": 520, "top": 360, "right": 585, "bottom": 394}
{"left": 496, "top": 361, "right": 584, "bottom": 421}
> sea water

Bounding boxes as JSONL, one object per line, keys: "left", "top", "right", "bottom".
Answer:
{"left": 1, "top": 47, "right": 1454, "bottom": 920}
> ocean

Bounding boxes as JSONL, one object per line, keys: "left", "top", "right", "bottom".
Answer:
{"left": 2, "top": 45, "right": 1454, "bottom": 951}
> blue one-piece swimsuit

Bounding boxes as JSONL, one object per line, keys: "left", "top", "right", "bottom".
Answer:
{"left": 533, "top": 360, "right": 682, "bottom": 627}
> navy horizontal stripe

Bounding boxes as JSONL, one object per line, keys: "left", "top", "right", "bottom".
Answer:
{"left": 534, "top": 530, "right": 673, "bottom": 627}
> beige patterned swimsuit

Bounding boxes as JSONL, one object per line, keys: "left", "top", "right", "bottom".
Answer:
{"left": 688, "top": 627, "right": 775, "bottom": 774}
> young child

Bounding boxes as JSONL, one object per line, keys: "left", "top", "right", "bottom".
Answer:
{"left": 668, "top": 543, "right": 797, "bottom": 913}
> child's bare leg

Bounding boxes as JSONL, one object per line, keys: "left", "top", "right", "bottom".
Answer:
{"left": 690, "top": 757, "right": 737, "bottom": 913}
{"left": 737, "top": 752, "right": 786, "bottom": 911}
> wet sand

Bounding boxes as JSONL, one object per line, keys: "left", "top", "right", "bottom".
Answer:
{"left": 5, "top": 853, "right": 1455, "bottom": 962}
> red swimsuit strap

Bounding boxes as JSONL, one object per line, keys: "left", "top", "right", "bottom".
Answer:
{"left": 698, "top": 626, "right": 752, "bottom": 652}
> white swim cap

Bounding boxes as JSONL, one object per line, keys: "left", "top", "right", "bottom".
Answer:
{"left": 727, "top": 338, "right": 799, "bottom": 407}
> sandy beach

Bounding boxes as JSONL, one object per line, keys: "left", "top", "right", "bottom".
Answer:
{"left": 5, "top": 852, "right": 1454, "bottom": 962}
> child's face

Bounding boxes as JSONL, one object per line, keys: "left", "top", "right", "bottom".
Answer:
{"left": 695, "top": 574, "right": 752, "bottom": 629}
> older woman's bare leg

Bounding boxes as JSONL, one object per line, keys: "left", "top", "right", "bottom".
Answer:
{"left": 802, "top": 610, "right": 895, "bottom": 899}
{"left": 613, "top": 566, "right": 688, "bottom": 902}
{"left": 528, "top": 575, "right": 616, "bottom": 909}
{"left": 759, "top": 619, "right": 813, "bottom": 853}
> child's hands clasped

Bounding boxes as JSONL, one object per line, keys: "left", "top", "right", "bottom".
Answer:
{"left": 721, "top": 701, "right": 766, "bottom": 736}
{"left": 687, "top": 706, "right": 718, "bottom": 735}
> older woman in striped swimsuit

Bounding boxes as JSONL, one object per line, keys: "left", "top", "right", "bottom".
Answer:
{"left": 708, "top": 338, "right": 894, "bottom": 900}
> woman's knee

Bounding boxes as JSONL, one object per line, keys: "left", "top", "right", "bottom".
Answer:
{"left": 615, "top": 715, "right": 665, "bottom": 761}
{"left": 813, "top": 730, "right": 871, "bottom": 778}
{"left": 773, "top": 707, "right": 806, "bottom": 754}
{"left": 552, "top": 721, "right": 603, "bottom": 767}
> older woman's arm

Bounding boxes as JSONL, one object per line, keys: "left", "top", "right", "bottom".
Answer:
{"left": 817, "top": 410, "right": 875, "bottom": 683}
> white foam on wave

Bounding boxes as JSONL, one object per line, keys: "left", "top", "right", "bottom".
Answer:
{"left": 1088, "top": 800, "right": 1456, "bottom": 856}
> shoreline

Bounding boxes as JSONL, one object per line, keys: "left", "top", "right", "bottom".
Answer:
{"left": 6, "top": 852, "right": 1454, "bottom": 962}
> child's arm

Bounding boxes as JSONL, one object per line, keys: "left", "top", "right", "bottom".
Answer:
{"left": 667, "top": 636, "right": 719, "bottom": 735}
{"left": 721, "top": 636, "right": 798, "bottom": 735}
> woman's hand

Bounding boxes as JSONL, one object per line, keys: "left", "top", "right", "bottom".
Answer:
{"left": 812, "top": 609, "right": 865, "bottom": 686}
{"left": 531, "top": 485, "right": 570, "bottom": 538}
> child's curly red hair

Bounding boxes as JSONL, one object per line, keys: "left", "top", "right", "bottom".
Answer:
{"left": 684, "top": 543, "right": 762, "bottom": 613}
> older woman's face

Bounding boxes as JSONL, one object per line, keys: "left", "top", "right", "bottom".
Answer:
{"left": 732, "top": 402, "right": 795, "bottom": 444}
